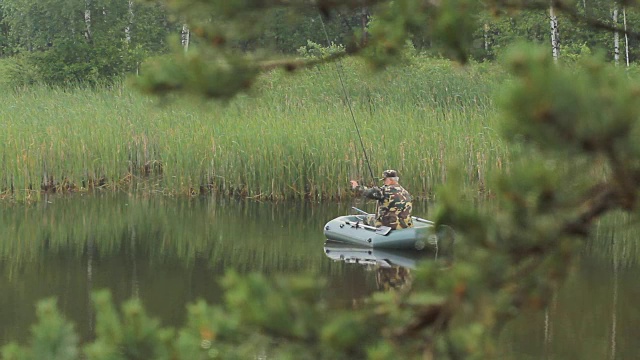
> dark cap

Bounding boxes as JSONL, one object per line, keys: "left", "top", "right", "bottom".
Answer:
{"left": 380, "top": 169, "right": 398, "bottom": 180}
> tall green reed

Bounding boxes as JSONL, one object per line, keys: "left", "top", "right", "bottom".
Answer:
{"left": 0, "top": 57, "right": 508, "bottom": 202}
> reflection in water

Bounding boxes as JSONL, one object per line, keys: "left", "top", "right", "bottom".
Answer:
{"left": 322, "top": 241, "right": 425, "bottom": 309}
{"left": 375, "top": 266, "right": 412, "bottom": 292}
{"left": 0, "top": 194, "right": 363, "bottom": 344}
{"left": 323, "top": 241, "right": 438, "bottom": 270}
{"left": 323, "top": 241, "right": 448, "bottom": 293}
{"left": 1, "top": 195, "right": 333, "bottom": 273}
{"left": 498, "top": 212, "right": 640, "bottom": 360}
{"left": 498, "top": 253, "right": 640, "bottom": 360}
{"left": 87, "top": 234, "right": 94, "bottom": 333}
{"left": 0, "top": 195, "right": 639, "bottom": 359}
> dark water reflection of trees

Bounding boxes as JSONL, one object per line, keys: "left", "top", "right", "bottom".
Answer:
{"left": 500, "top": 212, "right": 640, "bottom": 360}
{"left": 0, "top": 195, "right": 638, "bottom": 359}
{"left": 0, "top": 194, "right": 378, "bottom": 344}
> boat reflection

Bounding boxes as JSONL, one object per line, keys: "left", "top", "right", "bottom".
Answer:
{"left": 323, "top": 241, "right": 440, "bottom": 270}
{"left": 324, "top": 239, "right": 456, "bottom": 292}
{"left": 324, "top": 225, "right": 454, "bottom": 292}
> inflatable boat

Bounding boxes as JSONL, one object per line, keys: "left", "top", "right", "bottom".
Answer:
{"left": 323, "top": 207, "right": 452, "bottom": 251}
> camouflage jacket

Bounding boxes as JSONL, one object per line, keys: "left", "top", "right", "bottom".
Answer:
{"left": 355, "top": 184, "right": 414, "bottom": 229}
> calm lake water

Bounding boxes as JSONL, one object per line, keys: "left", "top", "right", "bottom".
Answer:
{"left": 0, "top": 194, "right": 638, "bottom": 359}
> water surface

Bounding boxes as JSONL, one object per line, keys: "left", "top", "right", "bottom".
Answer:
{"left": 0, "top": 194, "right": 637, "bottom": 358}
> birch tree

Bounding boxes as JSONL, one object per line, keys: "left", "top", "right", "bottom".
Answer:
{"left": 125, "top": 0, "right": 134, "bottom": 44}
{"left": 613, "top": 2, "right": 619, "bottom": 65}
{"left": 550, "top": 3, "right": 560, "bottom": 61}
{"left": 181, "top": 23, "right": 190, "bottom": 53}
{"left": 623, "top": 6, "right": 629, "bottom": 66}
{"left": 84, "top": 0, "right": 92, "bottom": 43}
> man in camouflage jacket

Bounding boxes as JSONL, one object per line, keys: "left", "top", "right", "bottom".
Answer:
{"left": 350, "top": 169, "right": 414, "bottom": 230}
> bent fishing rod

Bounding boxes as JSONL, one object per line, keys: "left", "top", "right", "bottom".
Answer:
{"left": 318, "top": 13, "right": 376, "bottom": 185}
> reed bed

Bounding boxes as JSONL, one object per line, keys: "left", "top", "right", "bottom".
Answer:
{"left": 0, "top": 58, "right": 509, "bottom": 202}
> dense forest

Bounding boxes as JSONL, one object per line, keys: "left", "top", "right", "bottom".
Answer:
{"left": 0, "top": 0, "right": 639, "bottom": 86}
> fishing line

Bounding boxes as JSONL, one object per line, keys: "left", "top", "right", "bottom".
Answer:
{"left": 318, "top": 13, "right": 376, "bottom": 184}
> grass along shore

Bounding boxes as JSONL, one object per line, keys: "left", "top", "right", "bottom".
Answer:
{"left": 0, "top": 58, "right": 509, "bottom": 202}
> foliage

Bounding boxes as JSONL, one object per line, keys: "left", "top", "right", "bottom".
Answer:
{"left": 135, "top": 0, "right": 640, "bottom": 98}
{"left": 5, "top": 46, "right": 640, "bottom": 358}
{"left": 4, "top": 0, "right": 640, "bottom": 358}
{"left": 1, "top": 55, "right": 41, "bottom": 86}
{"left": 470, "top": 0, "right": 640, "bottom": 62}
{"left": 134, "top": 0, "right": 482, "bottom": 96}
{"left": 3, "top": 269, "right": 459, "bottom": 359}
{"left": 297, "top": 40, "right": 345, "bottom": 59}
{"left": 1, "top": 299, "right": 79, "bottom": 360}
{"left": 0, "top": 0, "right": 172, "bottom": 86}
{"left": 1, "top": 0, "right": 639, "bottom": 86}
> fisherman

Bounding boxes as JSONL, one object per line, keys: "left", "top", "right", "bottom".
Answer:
{"left": 350, "top": 169, "right": 414, "bottom": 230}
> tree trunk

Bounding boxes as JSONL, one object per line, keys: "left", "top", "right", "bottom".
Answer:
{"left": 361, "top": 6, "right": 369, "bottom": 47}
{"left": 550, "top": 4, "right": 560, "bottom": 62}
{"left": 613, "top": 5, "right": 619, "bottom": 65}
{"left": 84, "top": 0, "right": 92, "bottom": 43}
{"left": 623, "top": 7, "right": 629, "bottom": 67}
{"left": 125, "top": 0, "right": 134, "bottom": 44}
{"left": 181, "top": 24, "right": 190, "bottom": 53}
{"left": 484, "top": 23, "right": 490, "bottom": 53}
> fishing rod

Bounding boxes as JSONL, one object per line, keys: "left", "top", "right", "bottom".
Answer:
{"left": 318, "top": 13, "right": 376, "bottom": 184}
